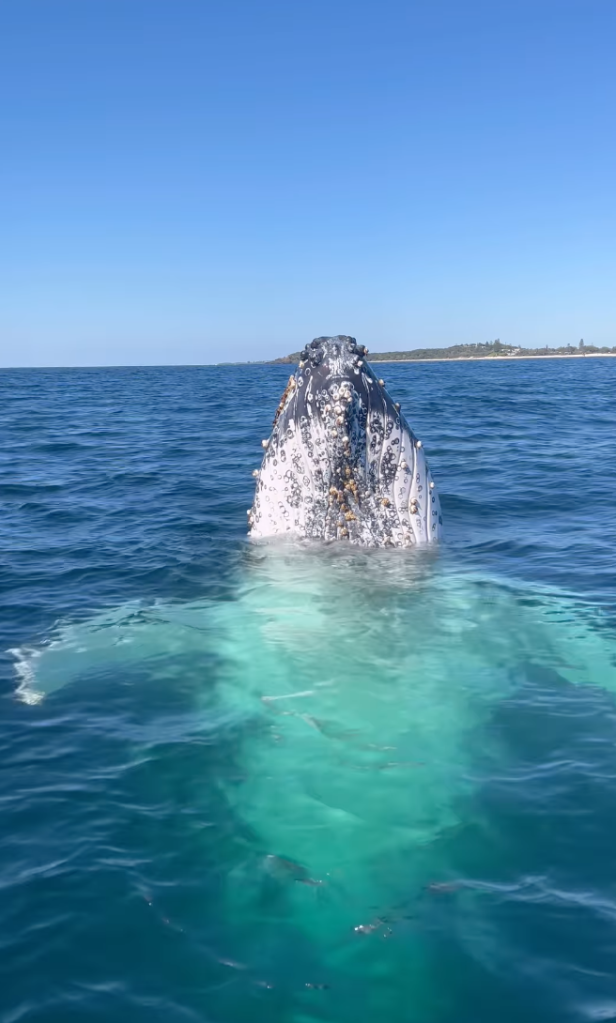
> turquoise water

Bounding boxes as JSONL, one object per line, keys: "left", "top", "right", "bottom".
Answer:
{"left": 1, "top": 360, "right": 616, "bottom": 1023}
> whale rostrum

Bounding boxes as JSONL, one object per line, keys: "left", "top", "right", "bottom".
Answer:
{"left": 249, "top": 335, "right": 442, "bottom": 546}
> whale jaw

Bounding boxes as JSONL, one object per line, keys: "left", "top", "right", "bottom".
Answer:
{"left": 249, "top": 336, "right": 442, "bottom": 547}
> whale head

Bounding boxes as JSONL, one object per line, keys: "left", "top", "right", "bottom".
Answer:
{"left": 249, "top": 335, "right": 442, "bottom": 547}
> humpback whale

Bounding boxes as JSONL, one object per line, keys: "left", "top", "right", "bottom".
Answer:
{"left": 249, "top": 335, "right": 442, "bottom": 546}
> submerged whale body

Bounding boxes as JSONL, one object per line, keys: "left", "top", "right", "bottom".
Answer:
{"left": 249, "top": 335, "right": 442, "bottom": 546}
{"left": 10, "top": 546, "right": 616, "bottom": 1019}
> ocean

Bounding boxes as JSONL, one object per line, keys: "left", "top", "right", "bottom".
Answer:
{"left": 1, "top": 358, "right": 615, "bottom": 1023}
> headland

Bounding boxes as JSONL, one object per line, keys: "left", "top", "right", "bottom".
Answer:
{"left": 269, "top": 341, "right": 616, "bottom": 365}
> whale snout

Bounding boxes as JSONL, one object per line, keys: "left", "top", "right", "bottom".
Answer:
{"left": 249, "top": 336, "right": 442, "bottom": 547}
{"left": 298, "top": 335, "right": 366, "bottom": 374}
{"left": 293, "top": 336, "right": 370, "bottom": 442}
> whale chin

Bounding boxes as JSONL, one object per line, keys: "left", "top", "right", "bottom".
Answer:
{"left": 249, "top": 335, "right": 442, "bottom": 547}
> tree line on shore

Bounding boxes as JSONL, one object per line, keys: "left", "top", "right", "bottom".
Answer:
{"left": 271, "top": 339, "right": 616, "bottom": 363}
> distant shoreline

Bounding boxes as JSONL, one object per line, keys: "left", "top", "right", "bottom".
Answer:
{"left": 371, "top": 352, "right": 616, "bottom": 363}
{"left": 2, "top": 352, "right": 615, "bottom": 371}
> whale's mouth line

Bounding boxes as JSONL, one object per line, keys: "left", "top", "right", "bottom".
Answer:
{"left": 249, "top": 335, "right": 443, "bottom": 548}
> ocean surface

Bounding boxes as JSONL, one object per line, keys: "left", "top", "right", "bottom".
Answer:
{"left": 1, "top": 358, "right": 616, "bottom": 1023}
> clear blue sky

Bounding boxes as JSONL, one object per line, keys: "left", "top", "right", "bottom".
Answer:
{"left": 1, "top": 0, "right": 614, "bottom": 366}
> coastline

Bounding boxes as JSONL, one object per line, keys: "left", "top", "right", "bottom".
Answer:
{"left": 372, "top": 353, "right": 616, "bottom": 364}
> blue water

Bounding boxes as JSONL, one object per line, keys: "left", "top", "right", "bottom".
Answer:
{"left": 1, "top": 359, "right": 616, "bottom": 1023}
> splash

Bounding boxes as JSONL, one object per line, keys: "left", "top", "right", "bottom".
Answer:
{"left": 10, "top": 543, "right": 616, "bottom": 1020}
